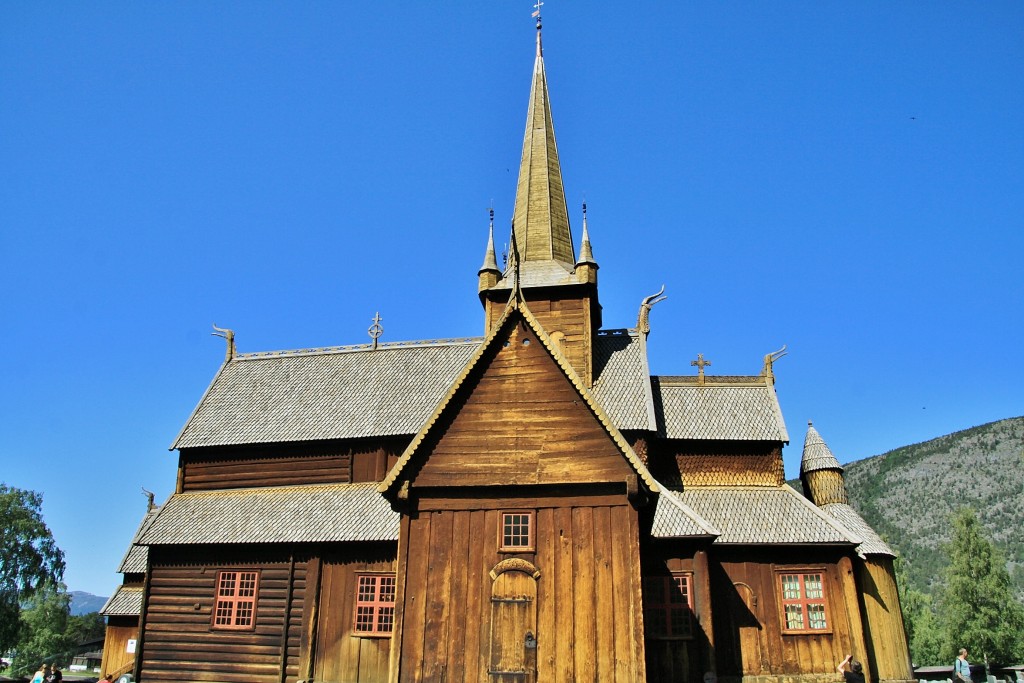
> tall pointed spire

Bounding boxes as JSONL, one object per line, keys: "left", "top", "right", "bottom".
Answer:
{"left": 576, "top": 201, "right": 596, "bottom": 266}
{"left": 510, "top": 13, "right": 574, "bottom": 275}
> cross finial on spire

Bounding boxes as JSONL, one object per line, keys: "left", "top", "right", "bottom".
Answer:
{"left": 533, "top": 0, "right": 543, "bottom": 53}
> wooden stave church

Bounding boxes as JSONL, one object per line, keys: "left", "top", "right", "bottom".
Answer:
{"left": 111, "top": 20, "right": 915, "bottom": 683}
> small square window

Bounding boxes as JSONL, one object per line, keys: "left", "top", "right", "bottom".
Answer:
{"left": 353, "top": 573, "right": 396, "bottom": 637}
{"left": 212, "top": 570, "right": 260, "bottom": 630}
{"left": 778, "top": 571, "right": 830, "bottom": 633}
{"left": 643, "top": 573, "right": 694, "bottom": 639}
{"left": 499, "top": 511, "right": 534, "bottom": 552}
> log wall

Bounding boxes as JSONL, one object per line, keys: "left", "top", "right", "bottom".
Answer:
{"left": 394, "top": 496, "right": 646, "bottom": 683}
{"left": 179, "top": 438, "right": 407, "bottom": 491}
{"left": 139, "top": 547, "right": 306, "bottom": 683}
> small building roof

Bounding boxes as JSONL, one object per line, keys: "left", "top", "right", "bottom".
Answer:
{"left": 653, "top": 376, "right": 789, "bottom": 442}
{"left": 100, "top": 584, "right": 144, "bottom": 617}
{"left": 678, "top": 486, "right": 862, "bottom": 546}
{"left": 138, "top": 482, "right": 399, "bottom": 546}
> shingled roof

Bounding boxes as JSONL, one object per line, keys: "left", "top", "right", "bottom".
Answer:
{"left": 100, "top": 585, "right": 144, "bottom": 617}
{"left": 172, "top": 330, "right": 657, "bottom": 449}
{"left": 677, "top": 486, "right": 861, "bottom": 545}
{"left": 138, "top": 483, "right": 399, "bottom": 545}
{"left": 822, "top": 502, "right": 896, "bottom": 558}
{"left": 652, "top": 376, "right": 789, "bottom": 442}
{"left": 651, "top": 487, "right": 721, "bottom": 539}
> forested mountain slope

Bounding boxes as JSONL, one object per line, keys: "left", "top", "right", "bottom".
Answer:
{"left": 840, "top": 416, "right": 1024, "bottom": 597}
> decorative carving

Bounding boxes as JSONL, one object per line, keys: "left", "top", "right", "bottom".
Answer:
{"left": 761, "top": 345, "right": 787, "bottom": 382}
{"left": 636, "top": 285, "right": 667, "bottom": 336}
{"left": 633, "top": 437, "right": 649, "bottom": 466}
{"left": 211, "top": 324, "right": 236, "bottom": 361}
{"left": 489, "top": 557, "right": 541, "bottom": 581}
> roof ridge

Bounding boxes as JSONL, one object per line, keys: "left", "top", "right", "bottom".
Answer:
{"left": 235, "top": 337, "right": 484, "bottom": 361}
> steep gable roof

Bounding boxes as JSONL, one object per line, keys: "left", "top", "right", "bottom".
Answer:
{"left": 380, "top": 300, "right": 658, "bottom": 496}
{"left": 653, "top": 375, "right": 789, "bottom": 442}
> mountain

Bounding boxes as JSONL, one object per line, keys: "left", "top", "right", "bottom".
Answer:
{"left": 840, "top": 415, "right": 1024, "bottom": 598}
{"left": 70, "top": 590, "right": 108, "bottom": 615}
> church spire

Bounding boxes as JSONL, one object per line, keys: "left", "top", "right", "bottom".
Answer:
{"left": 510, "top": 10, "right": 574, "bottom": 275}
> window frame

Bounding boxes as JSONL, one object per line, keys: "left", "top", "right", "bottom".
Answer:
{"left": 352, "top": 572, "right": 397, "bottom": 638}
{"left": 643, "top": 571, "right": 695, "bottom": 640}
{"left": 498, "top": 510, "right": 535, "bottom": 553}
{"left": 776, "top": 568, "right": 832, "bottom": 635}
{"left": 211, "top": 569, "right": 260, "bottom": 631}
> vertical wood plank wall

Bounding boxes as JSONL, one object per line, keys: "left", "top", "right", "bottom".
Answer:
{"left": 708, "top": 549, "right": 865, "bottom": 683}
{"left": 858, "top": 558, "right": 914, "bottom": 683}
{"left": 396, "top": 498, "right": 646, "bottom": 683}
{"left": 100, "top": 618, "right": 138, "bottom": 677}
{"left": 140, "top": 549, "right": 306, "bottom": 683}
{"left": 313, "top": 550, "right": 397, "bottom": 683}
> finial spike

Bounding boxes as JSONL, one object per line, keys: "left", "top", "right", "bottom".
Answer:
{"left": 368, "top": 312, "right": 383, "bottom": 351}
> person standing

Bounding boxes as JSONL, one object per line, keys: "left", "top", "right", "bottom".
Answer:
{"left": 954, "top": 648, "right": 972, "bottom": 682}
{"left": 838, "top": 654, "right": 866, "bottom": 683}
{"left": 45, "top": 663, "right": 62, "bottom": 683}
{"left": 30, "top": 665, "right": 46, "bottom": 683}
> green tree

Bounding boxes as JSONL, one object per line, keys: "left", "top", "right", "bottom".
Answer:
{"left": 65, "top": 611, "right": 106, "bottom": 647}
{"left": 942, "top": 507, "right": 1024, "bottom": 666}
{"left": 897, "top": 557, "right": 947, "bottom": 665}
{"left": 0, "top": 484, "right": 66, "bottom": 654}
{"left": 9, "top": 584, "right": 73, "bottom": 676}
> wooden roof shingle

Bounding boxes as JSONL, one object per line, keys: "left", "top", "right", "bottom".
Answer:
{"left": 100, "top": 585, "right": 144, "bottom": 617}
{"left": 653, "top": 376, "right": 789, "bottom": 442}
{"left": 138, "top": 483, "right": 398, "bottom": 545}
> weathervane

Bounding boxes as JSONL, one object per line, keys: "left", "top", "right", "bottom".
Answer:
{"left": 368, "top": 312, "right": 383, "bottom": 350}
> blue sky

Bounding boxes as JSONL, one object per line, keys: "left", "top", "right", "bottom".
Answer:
{"left": 2, "top": 3, "right": 1021, "bottom": 596}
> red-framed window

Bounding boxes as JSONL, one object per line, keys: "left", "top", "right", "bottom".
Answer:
{"left": 212, "top": 570, "right": 259, "bottom": 630}
{"left": 354, "top": 573, "right": 396, "bottom": 636}
{"left": 499, "top": 511, "right": 534, "bottom": 552}
{"left": 779, "top": 571, "right": 829, "bottom": 632}
{"left": 643, "top": 573, "right": 694, "bottom": 639}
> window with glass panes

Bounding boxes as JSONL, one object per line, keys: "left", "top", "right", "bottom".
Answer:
{"left": 354, "top": 573, "right": 396, "bottom": 636}
{"left": 212, "top": 570, "right": 259, "bottom": 630}
{"left": 499, "top": 511, "right": 534, "bottom": 551}
{"left": 779, "top": 572, "right": 828, "bottom": 631}
{"left": 643, "top": 573, "right": 694, "bottom": 638}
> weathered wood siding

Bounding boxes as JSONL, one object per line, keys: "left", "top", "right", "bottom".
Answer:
{"left": 412, "top": 323, "right": 632, "bottom": 489}
{"left": 140, "top": 547, "right": 306, "bottom": 683}
{"left": 100, "top": 617, "right": 138, "bottom": 678}
{"left": 179, "top": 438, "right": 407, "bottom": 491}
{"left": 858, "top": 558, "right": 914, "bottom": 683}
{"left": 641, "top": 547, "right": 716, "bottom": 683}
{"left": 313, "top": 546, "right": 397, "bottom": 683}
{"left": 709, "top": 548, "right": 866, "bottom": 683}
{"left": 395, "top": 497, "right": 646, "bottom": 683}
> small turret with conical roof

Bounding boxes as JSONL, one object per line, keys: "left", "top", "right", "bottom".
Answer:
{"left": 478, "top": 208, "right": 502, "bottom": 291}
{"left": 800, "top": 421, "right": 849, "bottom": 506}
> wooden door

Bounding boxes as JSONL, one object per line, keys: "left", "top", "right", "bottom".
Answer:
{"left": 734, "top": 582, "right": 765, "bottom": 675}
{"left": 487, "top": 570, "right": 538, "bottom": 683}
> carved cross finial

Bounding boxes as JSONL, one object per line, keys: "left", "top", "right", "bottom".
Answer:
{"left": 368, "top": 312, "right": 383, "bottom": 351}
{"left": 691, "top": 353, "right": 711, "bottom": 383}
